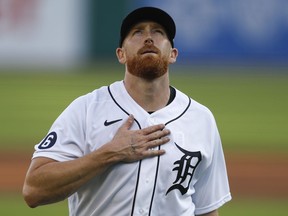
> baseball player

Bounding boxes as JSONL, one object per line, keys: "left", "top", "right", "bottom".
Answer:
{"left": 23, "top": 7, "right": 231, "bottom": 216}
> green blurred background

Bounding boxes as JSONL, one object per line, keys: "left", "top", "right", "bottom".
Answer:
{"left": 1, "top": 0, "right": 288, "bottom": 215}
{"left": 1, "top": 66, "right": 288, "bottom": 152}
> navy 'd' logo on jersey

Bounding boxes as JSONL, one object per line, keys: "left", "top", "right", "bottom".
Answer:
{"left": 166, "top": 143, "right": 202, "bottom": 195}
{"left": 38, "top": 132, "right": 57, "bottom": 149}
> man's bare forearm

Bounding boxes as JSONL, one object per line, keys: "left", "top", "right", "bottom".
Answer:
{"left": 23, "top": 147, "right": 116, "bottom": 208}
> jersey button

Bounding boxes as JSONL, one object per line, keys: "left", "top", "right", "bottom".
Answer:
{"left": 148, "top": 118, "right": 157, "bottom": 125}
{"left": 139, "top": 208, "right": 144, "bottom": 214}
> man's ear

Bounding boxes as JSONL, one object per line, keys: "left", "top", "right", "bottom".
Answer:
{"left": 116, "top": 48, "right": 126, "bottom": 64}
{"left": 169, "top": 48, "right": 178, "bottom": 64}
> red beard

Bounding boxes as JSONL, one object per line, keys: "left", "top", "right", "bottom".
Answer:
{"left": 126, "top": 45, "right": 169, "bottom": 80}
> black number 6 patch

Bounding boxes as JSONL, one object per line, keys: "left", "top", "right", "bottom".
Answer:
{"left": 39, "top": 132, "right": 57, "bottom": 149}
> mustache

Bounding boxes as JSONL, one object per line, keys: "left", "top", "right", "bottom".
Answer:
{"left": 137, "top": 45, "right": 160, "bottom": 55}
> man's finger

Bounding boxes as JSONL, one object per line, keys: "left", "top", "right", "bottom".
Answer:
{"left": 141, "top": 124, "right": 166, "bottom": 135}
{"left": 120, "top": 114, "right": 134, "bottom": 130}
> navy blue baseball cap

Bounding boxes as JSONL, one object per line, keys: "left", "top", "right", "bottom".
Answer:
{"left": 119, "top": 7, "right": 176, "bottom": 47}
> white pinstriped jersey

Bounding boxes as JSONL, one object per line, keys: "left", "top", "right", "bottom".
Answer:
{"left": 33, "top": 81, "right": 231, "bottom": 216}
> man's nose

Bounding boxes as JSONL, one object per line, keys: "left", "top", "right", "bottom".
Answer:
{"left": 145, "top": 38, "right": 154, "bottom": 45}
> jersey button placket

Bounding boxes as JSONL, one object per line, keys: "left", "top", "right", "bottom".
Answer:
{"left": 135, "top": 118, "right": 158, "bottom": 216}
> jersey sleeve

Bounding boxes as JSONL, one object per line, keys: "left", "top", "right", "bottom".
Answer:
{"left": 32, "top": 94, "right": 88, "bottom": 162}
{"left": 193, "top": 119, "right": 232, "bottom": 215}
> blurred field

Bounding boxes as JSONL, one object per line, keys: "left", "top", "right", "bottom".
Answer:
{"left": 0, "top": 195, "right": 287, "bottom": 216}
{"left": 0, "top": 194, "right": 68, "bottom": 215}
{"left": 0, "top": 66, "right": 287, "bottom": 151}
{"left": 0, "top": 66, "right": 288, "bottom": 215}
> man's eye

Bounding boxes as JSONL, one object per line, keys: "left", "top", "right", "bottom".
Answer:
{"left": 133, "top": 30, "right": 142, "bottom": 35}
{"left": 153, "top": 29, "right": 164, "bottom": 35}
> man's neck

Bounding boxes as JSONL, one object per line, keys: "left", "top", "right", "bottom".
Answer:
{"left": 124, "top": 72, "right": 170, "bottom": 112}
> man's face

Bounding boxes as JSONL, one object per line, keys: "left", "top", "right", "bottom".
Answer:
{"left": 120, "top": 21, "right": 176, "bottom": 80}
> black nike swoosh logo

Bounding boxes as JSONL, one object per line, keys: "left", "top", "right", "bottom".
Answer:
{"left": 104, "top": 119, "right": 122, "bottom": 126}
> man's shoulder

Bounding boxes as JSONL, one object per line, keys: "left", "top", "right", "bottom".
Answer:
{"left": 174, "top": 87, "right": 215, "bottom": 118}
{"left": 77, "top": 81, "right": 122, "bottom": 103}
